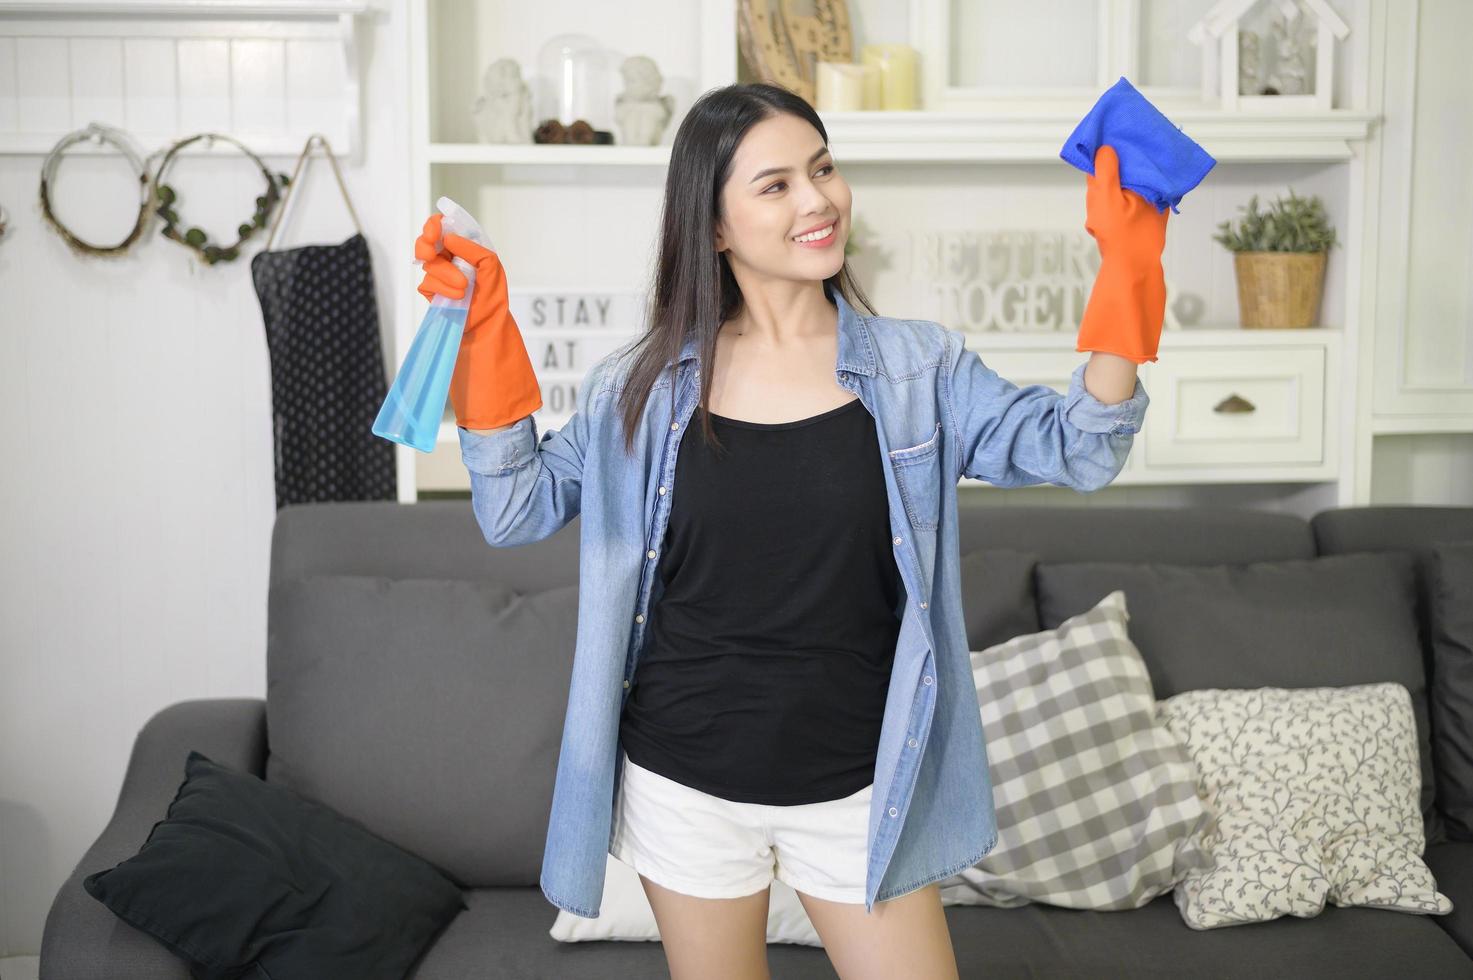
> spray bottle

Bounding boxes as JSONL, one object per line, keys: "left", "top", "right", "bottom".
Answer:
{"left": 373, "top": 196, "right": 491, "bottom": 453}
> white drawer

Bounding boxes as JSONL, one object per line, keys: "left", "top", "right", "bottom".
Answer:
{"left": 1141, "top": 347, "right": 1325, "bottom": 467}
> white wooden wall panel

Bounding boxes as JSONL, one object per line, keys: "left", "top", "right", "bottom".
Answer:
{"left": 1372, "top": 0, "right": 1473, "bottom": 429}
{"left": 176, "top": 38, "right": 232, "bottom": 133}
{"left": 122, "top": 37, "right": 178, "bottom": 133}
{"left": 286, "top": 38, "right": 347, "bottom": 137}
{"left": 0, "top": 38, "right": 14, "bottom": 131}
{"left": 0, "top": 5, "right": 364, "bottom": 157}
{"left": 231, "top": 38, "right": 287, "bottom": 136}
{"left": 69, "top": 38, "right": 126, "bottom": 127}
{"left": 14, "top": 37, "right": 70, "bottom": 132}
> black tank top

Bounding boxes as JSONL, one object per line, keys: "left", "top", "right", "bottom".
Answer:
{"left": 617, "top": 396, "right": 904, "bottom": 805}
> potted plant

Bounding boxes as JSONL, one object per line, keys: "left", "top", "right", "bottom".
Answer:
{"left": 1212, "top": 189, "right": 1337, "bottom": 329}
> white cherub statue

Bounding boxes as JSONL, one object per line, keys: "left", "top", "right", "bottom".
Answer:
{"left": 614, "top": 55, "right": 675, "bottom": 147}
{"left": 473, "top": 57, "right": 533, "bottom": 144}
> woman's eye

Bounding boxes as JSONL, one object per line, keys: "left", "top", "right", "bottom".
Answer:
{"left": 763, "top": 165, "right": 834, "bottom": 194}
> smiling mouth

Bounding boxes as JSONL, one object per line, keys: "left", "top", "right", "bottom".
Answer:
{"left": 792, "top": 221, "right": 837, "bottom": 243}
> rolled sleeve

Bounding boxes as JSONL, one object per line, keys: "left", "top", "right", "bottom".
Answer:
{"left": 458, "top": 414, "right": 540, "bottom": 475}
{"left": 945, "top": 327, "right": 1149, "bottom": 492}
{"left": 456, "top": 353, "right": 607, "bottom": 547}
{"left": 1061, "top": 361, "right": 1149, "bottom": 436}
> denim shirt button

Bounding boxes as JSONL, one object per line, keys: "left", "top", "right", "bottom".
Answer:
{"left": 888, "top": 806, "right": 898, "bottom": 818}
{"left": 635, "top": 614, "right": 645, "bottom": 624}
{"left": 658, "top": 486, "right": 666, "bottom": 494}
{"left": 892, "top": 535, "right": 902, "bottom": 546}
{"left": 647, "top": 549, "right": 656, "bottom": 559}
{"left": 919, "top": 602, "right": 928, "bottom": 609}
{"left": 623, "top": 679, "right": 630, "bottom": 689}
{"left": 907, "top": 738, "right": 917, "bottom": 747}
{"left": 923, "top": 675, "right": 933, "bottom": 685}
{"left": 670, "top": 422, "right": 679, "bottom": 430}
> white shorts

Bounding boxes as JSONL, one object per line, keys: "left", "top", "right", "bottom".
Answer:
{"left": 609, "top": 747, "right": 873, "bottom": 904}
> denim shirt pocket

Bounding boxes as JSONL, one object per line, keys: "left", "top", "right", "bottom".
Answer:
{"left": 887, "top": 421, "right": 943, "bottom": 531}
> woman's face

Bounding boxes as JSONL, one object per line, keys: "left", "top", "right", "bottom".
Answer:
{"left": 714, "top": 113, "right": 852, "bottom": 284}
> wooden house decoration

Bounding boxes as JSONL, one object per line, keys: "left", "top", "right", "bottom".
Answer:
{"left": 1188, "top": 0, "right": 1350, "bottom": 112}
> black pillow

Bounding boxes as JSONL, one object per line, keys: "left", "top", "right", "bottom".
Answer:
{"left": 82, "top": 750, "right": 466, "bottom": 980}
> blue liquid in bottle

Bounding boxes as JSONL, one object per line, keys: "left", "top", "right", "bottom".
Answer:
{"left": 372, "top": 298, "right": 470, "bottom": 453}
{"left": 374, "top": 195, "right": 489, "bottom": 454}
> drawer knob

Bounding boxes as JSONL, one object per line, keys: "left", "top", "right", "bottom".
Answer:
{"left": 1213, "top": 394, "right": 1257, "bottom": 414}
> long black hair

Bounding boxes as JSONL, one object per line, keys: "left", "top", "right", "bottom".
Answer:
{"left": 613, "top": 82, "right": 877, "bottom": 456}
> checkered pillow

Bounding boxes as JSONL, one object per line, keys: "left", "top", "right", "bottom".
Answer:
{"left": 939, "top": 589, "right": 1211, "bottom": 910}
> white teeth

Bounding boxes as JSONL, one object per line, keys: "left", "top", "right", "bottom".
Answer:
{"left": 793, "top": 223, "right": 834, "bottom": 243}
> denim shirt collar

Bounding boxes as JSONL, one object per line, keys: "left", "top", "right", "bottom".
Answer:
{"left": 673, "top": 283, "right": 877, "bottom": 378}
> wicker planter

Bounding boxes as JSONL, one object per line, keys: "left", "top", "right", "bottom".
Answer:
{"left": 1232, "top": 251, "right": 1328, "bottom": 329}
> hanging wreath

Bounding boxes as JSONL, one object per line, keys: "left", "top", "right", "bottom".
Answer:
{"left": 38, "top": 122, "right": 152, "bottom": 258}
{"left": 149, "top": 132, "right": 291, "bottom": 265}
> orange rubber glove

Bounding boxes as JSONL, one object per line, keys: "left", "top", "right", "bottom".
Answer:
{"left": 1076, "top": 144, "right": 1170, "bottom": 364}
{"left": 414, "top": 212, "right": 543, "bottom": 430}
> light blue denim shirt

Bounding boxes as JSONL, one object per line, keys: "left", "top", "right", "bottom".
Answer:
{"left": 458, "top": 285, "right": 1149, "bottom": 917}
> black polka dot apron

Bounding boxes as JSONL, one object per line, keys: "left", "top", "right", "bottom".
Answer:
{"left": 249, "top": 135, "right": 396, "bottom": 509}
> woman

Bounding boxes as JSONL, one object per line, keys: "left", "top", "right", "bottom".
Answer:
{"left": 414, "top": 83, "right": 1160, "bottom": 980}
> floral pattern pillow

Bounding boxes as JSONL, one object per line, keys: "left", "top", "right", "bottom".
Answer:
{"left": 1157, "top": 682, "right": 1453, "bottom": 929}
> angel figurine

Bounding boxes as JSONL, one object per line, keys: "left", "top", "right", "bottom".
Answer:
{"left": 614, "top": 55, "right": 675, "bottom": 147}
{"left": 473, "top": 57, "right": 533, "bottom": 144}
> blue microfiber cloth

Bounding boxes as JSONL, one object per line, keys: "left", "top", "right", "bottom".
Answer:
{"left": 1059, "top": 76, "right": 1217, "bottom": 215}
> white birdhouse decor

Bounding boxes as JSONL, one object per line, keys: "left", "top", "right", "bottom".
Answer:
{"left": 1188, "top": 0, "right": 1349, "bottom": 112}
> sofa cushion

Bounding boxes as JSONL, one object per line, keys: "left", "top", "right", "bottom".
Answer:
{"left": 266, "top": 574, "right": 580, "bottom": 887}
{"left": 1159, "top": 683, "right": 1451, "bottom": 929}
{"left": 941, "top": 890, "right": 1473, "bottom": 979}
{"left": 403, "top": 885, "right": 1473, "bottom": 980}
{"left": 408, "top": 887, "right": 841, "bottom": 979}
{"left": 1432, "top": 542, "right": 1473, "bottom": 840}
{"left": 1424, "top": 841, "right": 1473, "bottom": 959}
{"left": 1033, "top": 551, "right": 1438, "bottom": 841}
{"left": 959, "top": 548, "right": 1040, "bottom": 651}
{"left": 941, "top": 590, "right": 1210, "bottom": 910}
{"left": 82, "top": 751, "right": 465, "bottom": 980}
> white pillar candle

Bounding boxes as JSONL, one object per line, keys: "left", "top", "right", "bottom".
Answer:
{"left": 815, "top": 61, "right": 865, "bottom": 112}
{"left": 861, "top": 43, "right": 918, "bottom": 110}
{"left": 859, "top": 62, "right": 881, "bottom": 110}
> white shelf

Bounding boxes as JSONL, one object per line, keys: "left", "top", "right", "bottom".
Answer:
{"left": 425, "top": 109, "right": 1378, "bottom": 167}
{"left": 819, "top": 109, "right": 1379, "bottom": 163}
{"left": 404, "top": 0, "right": 1379, "bottom": 499}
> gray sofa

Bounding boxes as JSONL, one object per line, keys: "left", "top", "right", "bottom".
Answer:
{"left": 40, "top": 500, "right": 1473, "bottom": 979}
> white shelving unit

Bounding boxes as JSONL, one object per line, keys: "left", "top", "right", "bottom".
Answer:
{"left": 400, "top": 0, "right": 1393, "bottom": 505}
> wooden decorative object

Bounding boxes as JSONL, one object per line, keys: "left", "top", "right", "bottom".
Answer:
{"left": 737, "top": 0, "right": 853, "bottom": 104}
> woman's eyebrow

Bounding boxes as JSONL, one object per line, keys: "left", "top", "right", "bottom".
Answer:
{"left": 749, "top": 146, "right": 831, "bottom": 184}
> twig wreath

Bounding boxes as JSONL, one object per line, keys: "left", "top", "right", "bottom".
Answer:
{"left": 38, "top": 122, "right": 152, "bottom": 258}
{"left": 149, "top": 132, "right": 291, "bottom": 265}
